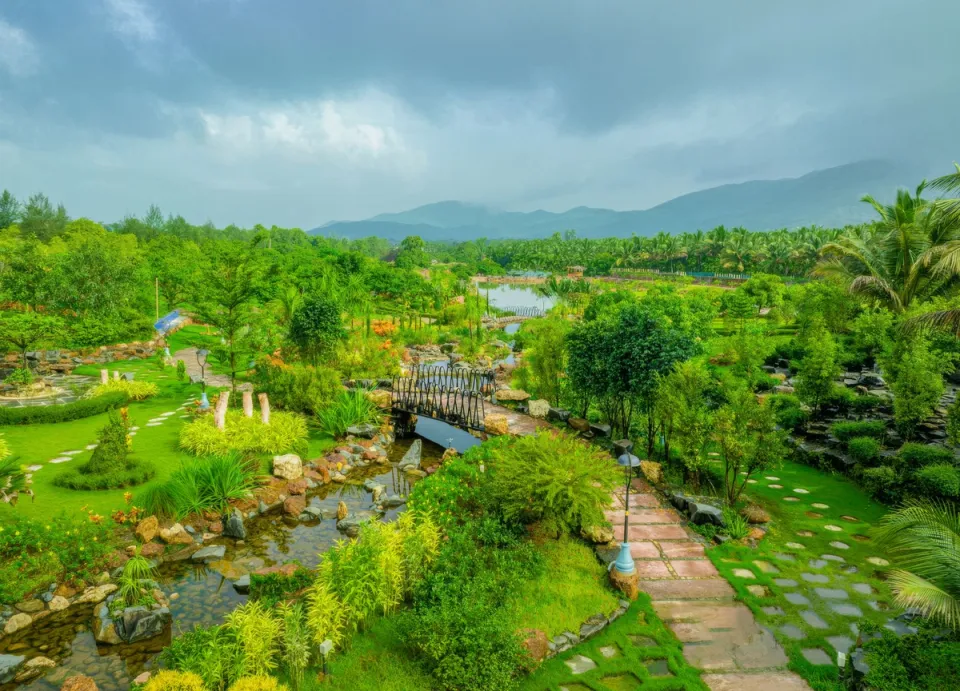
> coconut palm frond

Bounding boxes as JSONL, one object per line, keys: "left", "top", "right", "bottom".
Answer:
{"left": 929, "top": 163, "right": 960, "bottom": 193}
{"left": 885, "top": 569, "right": 960, "bottom": 629}
{"left": 901, "top": 310, "right": 960, "bottom": 338}
{"left": 849, "top": 275, "right": 902, "bottom": 310}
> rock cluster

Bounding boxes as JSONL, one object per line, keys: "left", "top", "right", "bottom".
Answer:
{"left": 0, "top": 341, "right": 161, "bottom": 380}
{"left": 547, "top": 599, "right": 632, "bottom": 656}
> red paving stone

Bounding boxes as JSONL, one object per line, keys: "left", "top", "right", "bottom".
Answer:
{"left": 660, "top": 542, "right": 707, "bottom": 559}
{"left": 641, "top": 578, "right": 736, "bottom": 600}
{"left": 630, "top": 508, "right": 683, "bottom": 523}
{"left": 628, "top": 524, "right": 689, "bottom": 541}
{"left": 702, "top": 673, "right": 814, "bottom": 691}
{"left": 671, "top": 559, "right": 720, "bottom": 578}
{"left": 633, "top": 560, "right": 674, "bottom": 579}
{"left": 629, "top": 541, "right": 662, "bottom": 559}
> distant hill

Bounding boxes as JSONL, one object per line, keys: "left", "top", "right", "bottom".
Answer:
{"left": 308, "top": 160, "right": 929, "bottom": 242}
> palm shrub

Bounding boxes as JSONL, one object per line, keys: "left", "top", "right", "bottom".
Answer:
{"left": 113, "top": 553, "right": 158, "bottom": 613}
{"left": 88, "top": 379, "right": 159, "bottom": 401}
{"left": 722, "top": 508, "right": 750, "bottom": 540}
{"left": 180, "top": 411, "right": 308, "bottom": 456}
{"left": 278, "top": 603, "right": 310, "bottom": 691}
{"left": 225, "top": 600, "right": 283, "bottom": 678}
{"left": 874, "top": 500, "right": 960, "bottom": 630}
{"left": 315, "top": 388, "right": 383, "bottom": 439}
{"left": 488, "top": 429, "right": 619, "bottom": 535}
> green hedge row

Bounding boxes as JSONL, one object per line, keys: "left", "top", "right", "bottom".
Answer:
{"left": 0, "top": 391, "right": 128, "bottom": 426}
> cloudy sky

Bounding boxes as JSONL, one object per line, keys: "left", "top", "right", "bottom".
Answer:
{"left": 1, "top": 0, "right": 958, "bottom": 228}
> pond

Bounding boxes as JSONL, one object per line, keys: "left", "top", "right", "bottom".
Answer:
{"left": 0, "top": 436, "right": 446, "bottom": 691}
{"left": 475, "top": 281, "right": 555, "bottom": 312}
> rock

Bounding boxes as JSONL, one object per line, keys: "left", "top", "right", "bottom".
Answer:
{"left": 547, "top": 407, "right": 571, "bottom": 423}
{"left": 61, "top": 676, "right": 99, "bottom": 691}
{"left": 579, "top": 613, "right": 608, "bottom": 639}
{"left": 134, "top": 515, "right": 159, "bottom": 543}
{"left": 483, "top": 414, "right": 509, "bottom": 436}
{"left": 404, "top": 467, "right": 427, "bottom": 478}
{"left": 580, "top": 524, "right": 615, "bottom": 544}
{"left": 366, "top": 390, "right": 392, "bottom": 409}
{"left": 330, "top": 471, "right": 347, "bottom": 483}
{"left": 346, "top": 423, "right": 377, "bottom": 438}
{"left": 0, "top": 655, "right": 25, "bottom": 684}
{"left": 589, "top": 422, "right": 612, "bottom": 437}
{"left": 191, "top": 545, "right": 226, "bottom": 562}
{"left": 609, "top": 567, "right": 640, "bottom": 600}
{"left": 15, "top": 599, "right": 44, "bottom": 614}
{"left": 496, "top": 388, "right": 530, "bottom": 402}
{"left": 336, "top": 518, "right": 361, "bottom": 537}
{"left": 233, "top": 574, "right": 251, "bottom": 594}
{"left": 774, "top": 385, "right": 795, "bottom": 394}
{"left": 133, "top": 672, "right": 151, "bottom": 685}
{"left": 283, "top": 495, "right": 306, "bottom": 516}
{"left": 567, "top": 417, "right": 591, "bottom": 432}
{"left": 221, "top": 508, "right": 246, "bottom": 540}
{"left": 92, "top": 606, "right": 123, "bottom": 645}
{"left": 688, "top": 502, "right": 725, "bottom": 527}
{"left": 527, "top": 399, "right": 551, "bottom": 418}
{"left": 742, "top": 506, "right": 770, "bottom": 524}
{"left": 159, "top": 523, "right": 194, "bottom": 545}
{"left": 3, "top": 613, "right": 31, "bottom": 635}
{"left": 286, "top": 479, "right": 308, "bottom": 495}
{"left": 54, "top": 584, "right": 77, "bottom": 599}
{"left": 48, "top": 596, "right": 70, "bottom": 612}
{"left": 380, "top": 494, "right": 406, "bottom": 509}
{"left": 18, "top": 656, "right": 56, "bottom": 680}
{"left": 74, "top": 584, "right": 117, "bottom": 604}
{"left": 612, "top": 439, "right": 634, "bottom": 457}
{"left": 117, "top": 606, "right": 172, "bottom": 643}
{"left": 301, "top": 506, "right": 323, "bottom": 519}
{"left": 398, "top": 439, "right": 422, "bottom": 469}
{"left": 520, "top": 628, "right": 550, "bottom": 664}
{"left": 640, "top": 460, "right": 663, "bottom": 485}
{"left": 670, "top": 492, "right": 690, "bottom": 512}
{"left": 140, "top": 543, "right": 165, "bottom": 559}
{"left": 272, "top": 454, "right": 303, "bottom": 480}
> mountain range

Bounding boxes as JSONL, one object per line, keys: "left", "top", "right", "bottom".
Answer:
{"left": 308, "top": 160, "right": 930, "bottom": 242}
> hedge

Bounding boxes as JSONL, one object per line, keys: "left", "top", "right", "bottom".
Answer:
{"left": 0, "top": 391, "right": 128, "bottom": 426}
{"left": 831, "top": 420, "right": 886, "bottom": 443}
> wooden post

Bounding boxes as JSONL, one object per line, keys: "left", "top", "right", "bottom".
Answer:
{"left": 100, "top": 369, "right": 109, "bottom": 384}
{"left": 258, "top": 393, "right": 271, "bottom": 425}
{"left": 215, "top": 391, "right": 230, "bottom": 430}
{"left": 242, "top": 391, "right": 253, "bottom": 418}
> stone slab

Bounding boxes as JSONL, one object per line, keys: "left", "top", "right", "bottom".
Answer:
{"left": 671, "top": 560, "right": 719, "bottom": 578}
{"left": 641, "top": 578, "right": 735, "bottom": 601}
{"left": 660, "top": 542, "right": 706, "bottom": 559}
{"left": 628, "top": 524, "right": 689, "bottom": 541}
{"left": 702, "top": 672, "right": 814, "bottom": 691}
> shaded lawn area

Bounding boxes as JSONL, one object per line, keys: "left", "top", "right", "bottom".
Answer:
{"left": 165, "top": 324, "right": 224, "bottom": 361}
{"left": 521, "top": 595, "right": 707, "bottom": 691}
{"left": 705, "top": 459, "right": 895, "bottom": 691}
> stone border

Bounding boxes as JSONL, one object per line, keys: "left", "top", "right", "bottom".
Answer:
{"left": 546, "top": 598, "right": 632, "bottom": 657}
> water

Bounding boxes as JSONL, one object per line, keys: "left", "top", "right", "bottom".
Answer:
{"left": 475, "top": 282, "right": 555, "bottom": 312}
{"left": 0, "top": 436, "right": 445, "bottom": 691}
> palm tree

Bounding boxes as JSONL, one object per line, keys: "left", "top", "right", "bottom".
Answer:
{"left": 874, "top": 500, "right": 960, "bottom": 630}
{"left": 720, "top": 228, "right": 755, "bottom": 272}
{"left": 816, "top": 180, "right": 960, "bottom": 312}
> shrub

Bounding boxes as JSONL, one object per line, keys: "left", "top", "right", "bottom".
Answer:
{"left": 823, "top": 385, "right": 857, "bottom": 412}
{"left": 249, "top": 567, "right": 314, "bottom": 607}
{"left": 136, "top": 454, "right": 258, "bottom": 520}
{"left": 252, "top": 356, "right": 341, "bottom": 415}
{"left": 55, "top": 409, "right": 156, "bottom": 490}
{"left": 306, "top": 580, "right": 347, "bottom": 651}
{"left": 851, "top": 394, "right": 884, "bottom": 414}
{"left": 113, "top": 554, "right": 158, "bottom": 613}
{"left": 159, "top": 624, "right": 238, "bottom": 691}
{"left": 848, "top": 436, "right": 882, "bottom": 465}
{"left": 176, "top": 359, "right": 187, "bottom": 382}
{"left": 228, "top": 678, "right": 289, "bottom": 691}
{"left": 832, "top": 420, "right": 886, "bottom": 443}
{"left": 768, "top": 394, "right": 808, "bottom": 430}
{"left": 862, "top": 466, "right": 902, "bottom": 503}
{"left": 278, "top": 603, "right": 309, "bottom": 691}
{"left": 488, "top": 430, "right": 619, "bottom": 534}
{"left": 4, "top": 367, "right": 34, "bottom": 389}
{"left": 88, "top": 379, "right": 158, "bottom": 401}
{"left": 848, "top": 623, "right": 960, "bottom": 691}
{"left": 0, "top": 391, "right": 127, "bottom": 425}
{"left": 315, "top": 388, "right": 383, "bottom": 439}
{"left": 226, "top": 600, "right": 283, "bottom": 678}
{"left": 913, "top": 464, "right": 960, "bottom": 499}
{"left": 65, "top": 311, "right": 154, "bottom": 349}
{"left": 896, "top": 443, "right": 955, "bottom": 471}
{"left": 143, "top": 671, "right": 207, "bottom": 691}
{"left": 179, "top": 411, "right": 308, "bottom": 457}
{"left": 722, "top": 508, "right": 750, "bottom": 540}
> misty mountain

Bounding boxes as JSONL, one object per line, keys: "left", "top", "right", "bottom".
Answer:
{"left": 308, "top": 160, "right": 928, "bottom": 242}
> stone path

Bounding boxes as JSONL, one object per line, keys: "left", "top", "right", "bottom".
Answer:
{"left": 609, "top": 479, "right": 813, "bottom": 691}
{"left": 172, "top": 347, "right": 251, "bottom": 391}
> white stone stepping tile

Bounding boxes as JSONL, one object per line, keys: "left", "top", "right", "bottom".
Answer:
{"left": 824, "top": 525, "right": 843, "bottom": 532}
{"left": 63, "top": 450, "right": 84, "bottom": 456}
{"left": 866, "top": 557, "right": 889, "bottom": 566}
{"left": 129, "top": 431, "right": 137, "bottom": 436}
{"left": 160, "top": 412, "right": 176, "bottom": 417}
{"left": 50, "top": 457, "right": 72, "bottom": 464}
{"left": 85, "top": 444, "right": 98, "bottom": 450}
{"left": 129, "top": 426, "right": 140, "bottom": 431}
{"left": 769, "top": 484, "right": 783, "bottom": 489}
{"left": 812, "top": 503, "right": 829, "bottom": 509}
{"left": 146, "top": 422, "right": 162, "bottom": 427}
{"left": 793, "top": 488, "right": 809, "bottom": 494}
{"left": 147, "top": 418, "right": 165, "bottom": 423}
{"left": 27, "top": 465, "right": 42, "bottom": 472}
{"left": 179, "top": 415, "right": 190, "bottom": 419}
{"left": 765, "top": 476, "right": 780, "bottom": 481}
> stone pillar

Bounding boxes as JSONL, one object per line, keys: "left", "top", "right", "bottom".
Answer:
{"left": 113, "top": 370, "right": 120, "bottom": 381}
{"left": 242, "top": 391, "right": 254, "bottom": 418}
{"left": 100, "top": 369, "right": 109, "bottom": 384}
{"left": 214, "top": 391, "right": 230, "bottom": 431}
{"left": 258, "top": 393, "right": 270, "bottom": 425}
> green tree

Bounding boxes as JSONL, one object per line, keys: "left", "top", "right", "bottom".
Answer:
{"left": 850, "top": 309, "right": 894, "bottom": 365}
{"left": 289, "top": 293, "right": 346, "bottom": 365}
{"left": 794, "top": 318, "right": 839, "bottom": 415}
{"left": 20, "top": 193, "right": 68, "bottom": 241}
{"left": 0, "top": 190, "right": 21, "bottom": 229}
{"left": 890, "top": 338, "right": 946, "bottom": 439}
{"left": 742, "top": 273, "right": 785, "bottom": 315}
{"left": 714, "top": 386, "right": 784, "bottom": 505}
{"left": 0, "top": 311, "right": 64, "bottom": 370}
{"left": 730, "top": 324, "right": 774, "bottom": 389}
{"left": 525, "top": 316, "right": 569, "bottom": 406}
{"left": 395, "top": 235, "right": 429, "bottom": 269}
{"left": 724, "top": 289, "right": 755, "bottom": 333}
{"left": 657, "top": 361, "right": 713, "bottom": 489}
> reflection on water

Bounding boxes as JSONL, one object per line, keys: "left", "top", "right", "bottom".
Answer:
{"left": 414, "top": 417, "right": 481, "bottom": 453}
{"left": 476, "top": 282, "right": 555, "bottom": 311}
{"left": 0, "top": 437, "right": 445, "bottom": 691}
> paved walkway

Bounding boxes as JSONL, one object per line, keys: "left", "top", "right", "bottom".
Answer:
{"left": 609, "top": 479, "right": 812, "bottom": 691}
{"left": 172, "top": 347, "right": 250, "bottom": 390}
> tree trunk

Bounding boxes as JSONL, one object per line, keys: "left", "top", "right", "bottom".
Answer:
{"left": 242, "top": 391, "right": 253, "bottom": 418}
{"left": 214, "top": 391, "right": 230, "bottom": 430}
{"left": 259, "top": 393, "right": 271, "bottom": 425}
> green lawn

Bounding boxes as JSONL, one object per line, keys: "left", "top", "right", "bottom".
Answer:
{"left": 165, "top": 324, "right": 223, "bottom": 357}
{"left": 521, "top": 596, "right": 707, "bottom": 691}
{"left": 705, "top": 459, "right": 895, "bottom": 691}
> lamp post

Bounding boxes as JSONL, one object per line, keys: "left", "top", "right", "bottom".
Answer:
{"left": 317, "top": 639, "right": 333, "bottom": 677}
{"left": 612, "top": 452, "right": 641, "bottom": 575}
{"left": 196, "top": 348, "right": 210, "bottom": 410}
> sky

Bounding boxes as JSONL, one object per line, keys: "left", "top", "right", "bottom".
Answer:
{"left": 1, "top": 0, "right": 958, "bottom": 228}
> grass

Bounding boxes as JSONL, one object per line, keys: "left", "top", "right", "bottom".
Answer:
{"left": 704, "top": 458, "right": 895, "bottom": 691}
{"left": 521, "top": 596, "right": 707, "bottom": 691}
{"left": 166, "top": 324, "right": 224, "bottom": 359}
{"left": 504, "top": 535, "right": 620, "bottom": 637}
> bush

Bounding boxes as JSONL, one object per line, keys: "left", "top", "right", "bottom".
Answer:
{"left": 179, "top": 410, "right": 308, "bottom": 457}
{"left": 768, "top": 394, "right": 808, "bottom": 430}
{"left": 65, "top": 311, "right": 155, "bottom": 349}
{"left": 252, "top": 356, "right": 342, "bottom": 415}
{"left": 249, "top": 566, "right": 314, "bottom": 607}
{"left": 913, "top": 464, "right": 960, "bottom": 499}
{"left": 226, "top": 600, "right": 283, "bottom": 678}
{"left": 159, "top": 624, "right": 238, "bottom": 691}
{"left": 823, "top": 385, "right": 857, "bottom": 412}
{"left": 0, "top": 391, "right": 127, "bottom": 425}
{"left": 54, "top": 408, "right": 156, "bottom": 490}
{"left": 136, "top": 454, "right": 258, "bottom": 520}
{"left": 851, "top": 394, "right": 884, "bottom": 414}
{"left": 847, "top": 625, "right": 960, "bottom": 691}
{"left": 832, "top": 420, "right": 887, "bottom": 443}
{"left": 54, "top": 461, "right": 155, "bottom": 490}
{"left": 315, "top": 389, "right": 383, "bottom": 439}
{"left": 143, "top": 671, "right": 207, "bottom": 691}
{"left": 862, "top": 466, "right": 902, "bottom": 503}
{"left": 87, "top": 379, "right": 158, "bottom": 401}
{"left": 896, "top": 443, "right": 956, "bottom": 472}
{"left": 228, "top": 678, "right": 289, "bottom": 691}
{"left": 848, "top": 436, "right": 882, "bottom": 465}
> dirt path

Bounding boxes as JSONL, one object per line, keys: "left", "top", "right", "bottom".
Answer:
{"left": 608, "top": 479, "right": 813, "bottom": 691}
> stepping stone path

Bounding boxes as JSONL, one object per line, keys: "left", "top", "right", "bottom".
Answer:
{"left": 785, "top": 593, "right": 810, "bottom": 606}
{"left": 809, "top": 559, "right": 828, "bottom": 569}
{"left": 805, "top": 512, "right": 823, "bottom": 519}
{"left": 762, "top": 606, "right": 785, "bottom": 616}
{"left": 797, "top": 530, "right": 815, "bottom": 537}
{"left": 829, "top": 541, "right": 849, "bottom": 550}
{"left": 63, "top": 450, "right": 84, "bottom": 456}
{"left": 26, "top": 465, "right": 42, "bottom": 472}
{"left": 814, "top": 588, "right": 848, "bottom": 600}
{"left": 769, "top": 484, "right": 783, "bottom": 489}
{"left": 85, "top": 444, "right": 97, "bottom": 450}
{"left": 774, "top": 579, "right": 798, "bottom": 587}
{"left": 783, "top": 497, "right": 799, "bottom": 502}
{"left": 801, "top": 649, "right": 832, "bottom": 665}
{"left": 754, "top": 561, "right": 779, "bottom": 574}
{"left": 822, "top": 555, "right": 845, "bottom": 562}
{"left": 823, "top": 525, "right": 843, "bottom": 532}
{"left": 598, "top": 645, "right": 620, "bottom": 659}
{"left": 867, "top": 557, "right": 889, "bottom": 566}
{"left": 765, "top": 476, "right": 780, "bottom": 481}
{"left": 840, "top": 515, "right": 859, "bottom": 522}
{"left": 160, "top": 412, "right": 176, "bottom": 417}
{"left": 831, "top": 604, "right": 863, "bottom": 617}
{"left": 800, "top": 611, "right": 828, "bottom": 629}
{"left": 780, "top": 624, "right": 805, "bottom": 640}
{"left": 785, "top": 542, "right": 805, "bottom": 550}
{"left": 852, "top": 583, "right": 874, "bottom": 595}
{"left": 610, "top": 480, "right": 812, "bottom": 690}
{"left": 146, "top": 423, "right": 162, "bottom": 427}
{"left": 564, "top": 655, "right": 597, "bottom": 675}
{"left": 792, "top": 488, "right": 809, "bottom": 494}
{"left": 50, "top": 457, "right": 72, "bottom": 464}
{"left": 130, "top": 426, "right": 140, "bottom": 431}
{"left": 801, "top": 573, "right": 829, "bottom": 583}
{"left": 811, "top": 503, "right": 829, "bottom": 509}
{"left": 827, "top": 636, "right": 855, "bottom": 654}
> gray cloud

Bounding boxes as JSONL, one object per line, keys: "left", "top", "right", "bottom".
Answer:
{"left": 0, "top": 0, "right": 958, "bottom": 227}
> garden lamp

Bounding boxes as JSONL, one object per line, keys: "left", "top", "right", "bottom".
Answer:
{"left": 317, "top": 639, "right": 333, "bottom": 676}
{"left": 196, "top": 348, "right": 210, "bottom": 410}
{"left": 613, "top": 452, "right": 641, "bottom": 575}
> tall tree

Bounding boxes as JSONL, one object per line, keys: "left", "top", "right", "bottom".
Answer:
{"left": 0, "top": 190, "right": 21, "bottom": 229}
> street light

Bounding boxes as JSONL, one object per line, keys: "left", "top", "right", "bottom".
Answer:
{"left": 317, "top": 639, "right": 333, "bottom": 677}
{"left": 612, "top": 452, "right": 641, "bottom": 575}
{"left": 196, "top": 348, "right": 210, "bottom": 410}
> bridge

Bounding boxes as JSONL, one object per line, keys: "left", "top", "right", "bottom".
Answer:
{"left": 483, "top": 305, "right": 546, "bottom": 325}
{"left": 390, "top": 365, "right": 495, "bottom": 433}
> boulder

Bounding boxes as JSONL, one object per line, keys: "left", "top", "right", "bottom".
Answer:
{"left": 688, "top": 502, "right": 725, "bottom": 527}
{"left": 483, "top": 414, "right": 509, "bottom": 436}
{"left": 773, "top": 385, "right": 795, "bottom": 394}
{"left": 640, "top": 461, "right": 663, "bottom": 485}
{"left": 580, "top": 524, "right": 615, "bottom": 544}
{"left": 398, "top": 439, "right": 422, "bottom": 469}
{"left": 366, "top": 390, "right": 392, "bottom": 409}
{"left": 0, "top": 655, "right": 25, "bottom": 684}
{"left": 520, "top": 628, "right": 550, "bottom": 664}
{"left": 547, "top": 407, "right": 571, "bottom": 423}
{"left": 135, "top": 515, "right": 159, "bottom": 543}
{"left": 669, "top": 492, "right": 690, "bottom": 513}
{"left": 608, "top": 567, "right": 640, "bottom": 601}
{"left": 527, "top": 399, "right": 551, "bottom": 419}
{"left": 612, "top": 439, "right": 634, "bottom": 457}
{"left": 159, "top": 523, "right": 194, "bottom": 545}
{"left": 380, "top": 494, "right": 406, "bottom": 509}
{"left": 16, "top": 656, "right": 55, "bottom": 681}
{"left": 741, "top": 505, "right": 770, "bottom": 524}
{"left": 233, "top": 574, "right": 251, "bottom": 594}
{"left": 3, "top": 613, "right": 31, "bottom": 635}
{"left": 222, "top": 508, "right": 246, "bottom": 540}
{"left": 48, "top": 595, "right": 71, "bottom": 612}
{"left": 286, "top": 478, "right": 308, "bottom": 495}
{"left": 61, "top": 676, "right": 99, "bottom": 691}
{"left": 191, "top": 545, "right": 226, "bottom": 562}
{"left": 140, "top": 543, "right": 165, "bottom": 559}
{"left": 134, "top": 673, "right": 152, "bottom": 685}
{"left": 579, "top": 613, "right": 608, "bottom": 639}
{"left": 589, "top": 422, "right": 612, "bottom": 437}
{"left": 92, "top": 605, "right": 123, "bottom": 645}
{"left": 117, "top": 606, "right": 172, "bottom": 643}
{"left": 283, "top": 496, "right": 306, "bottom": 516}
{"left": 15, "top": 599, "right": 44, "bottom": 614}
{"left": 346, "top": 423, "right": 378, "bottom": 438}
{"left": 496, "top": 388, "right": 530, "bottom": 402}
{"left": 74, "top": 584, "right": 117, "bottom": 605}
{"left": 272, "top": 454, "right": 303, "bottom": 481}
{"left": 567, "top": 417, "right": 591, "bottom": 432}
